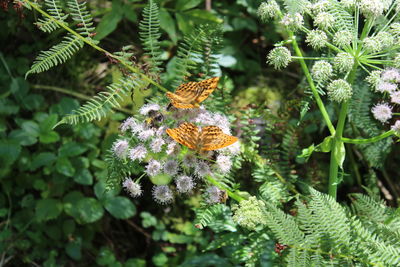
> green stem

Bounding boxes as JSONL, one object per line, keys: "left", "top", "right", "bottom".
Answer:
{"left": 342, "top": 130, "right": 395, "bottom": 144}
{"left": 290, "top": 33, "right": 336, "bottom": 135}
{"left": 32, "top": 84, "right": 134, "bottom": 115}
{"left": 328, "top": 63, "right": 358, "bottom": 198}
{"left": 205, "top": 176, "right": 244, "bottom": 202}
{"left": 23, "top": 0, "right": 168, "bottom": 93}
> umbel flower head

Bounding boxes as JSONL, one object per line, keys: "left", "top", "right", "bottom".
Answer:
{"left": 312, "top": 60, "right": 333, "bottom": 83}
{"left": 257, "top": 0, "right": 280, "bottom": 21}
{"left": 372, "top": 103, "right": 393, "bottom": 123}
{"left": 267, "top": 47, "right": 292, "bottom": 69}
{"left": 327, "top": 79, "right": 353, "bottom": 103}
{"left": 232, "top": 196, "right": 267, "bottom": 230}
{"left": 152, "top": 185, "right": 173, "bottom": 204}
{"left": 306, "top": 30, "right": 327, "bottom": 49}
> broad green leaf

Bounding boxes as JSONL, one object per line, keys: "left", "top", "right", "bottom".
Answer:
{"left": 30, "top": 152, "right": 56, "bottom": 171}
{"left": 62, "top": 219, "right": 76, "bottom": 236}
{"left": 35, "top": 198, "right": 63, "bottom": 222}
{"left": 74, "top": 169, "right": 93, "bottom": 185}
{"left": 21, "top": 121, "right": 40, "bottom": 137}
{"left": 75, "top": 197, "right": 104, "bottom": 224}
{"left": 96, "top": 247, "right": 117, "bottom": 266}
{"left": 104, "top": 196, "right": 136, "bottom": 219}
{"left": 159, "top": 8, "right": 177, "bottom": 44}
{"left": 176, "top": 13, "right": 192, "bottom": 35}
{"left": 23, "top": 94, "right": 45, "bottom": 111}
{"left": 0, "top": 140, "right": 21, "bottom": 166}
{"left": 65, "top": 237, "right": 82, "bottom": 261}
{"left": 39, "top": 131, "right": 60, "bottom": 144}
{"left": 94, "top": 180, "right": 120, "bottom": 201}
{"left": 320, "top": 136, "right": 333, "bottom": 152}
{"left": 9, "top": 129, "right": 37, "bottom": 146}
{"left": 95, "top": 12, "right": 123, "bottom": 41}
{"left": 59, "top": 142, "right": 87, "bottom": 157}
{"left": 63, "top": 191, "right": 84, "bottom": 217}
{"left": 334, "top": 141, "right": 346, "bottom": 169}
{"left": 152, "top": 253, "right": 168, "bottom": 267}
{"left": 0, "top": 99, "right": 19, "bottom": 115}
{"left": 175, "top": 0, "right": 202, "bottom": 11}
{"left": 56, "top": 157, "right": 75, "bottom": 177}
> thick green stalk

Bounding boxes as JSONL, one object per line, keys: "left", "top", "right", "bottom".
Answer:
{"left": 328, "top": 64, "right": 358, "bottom": 198}
{"left": 342, "top": 130, "right": 395, "bottom": 144}
{"left": 290, "top": 33, "right": 336, "bottom": 135}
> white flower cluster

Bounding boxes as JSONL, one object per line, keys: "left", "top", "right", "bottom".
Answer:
{"left": 111, "top": 102, "right": 239, "bottom": 204}
{"left": 367, "top": 69, "right": 400, "bottom": 125}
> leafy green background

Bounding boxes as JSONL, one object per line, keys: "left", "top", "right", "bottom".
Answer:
{"left": 1, "top": 0, "right": 399, "bottom": 266}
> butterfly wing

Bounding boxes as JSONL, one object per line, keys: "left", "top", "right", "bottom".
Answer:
{"left": 194, "top": 77, "right": 219, "bottom": 104}
{"left": 166, "top": 81, "right": 203, "bottom": 108}
{"left": 200, "top": 126, "right": 238, "bottom": 151}
{"left": 166, "top": 122, "right": 199, "bottom": 150}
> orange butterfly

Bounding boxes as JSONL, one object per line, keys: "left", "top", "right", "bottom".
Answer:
{"left": 166, "top": 77, "right": 219, "bottom": 109}
{"left": 166, "top": 122, "right": 238, "bottom": 151}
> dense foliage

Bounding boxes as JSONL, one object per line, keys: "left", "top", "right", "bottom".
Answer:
{"left": 1, "top": 0, "right": 400, "bottom": 266}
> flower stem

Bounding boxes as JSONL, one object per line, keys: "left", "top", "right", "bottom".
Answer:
{"left": 23, "top": 0, "right": 169, "bottom": 93}
{"left": 342, "top": 130, "right": 395, "bottom": 144}
{"left": 289, "top": 33, "right": 336, "bottom": 135}
{"left": 205, "top": 176, "right": 244, "bottom": 202}
{"left": 328, "top": 63, "right": 358, "bottom": 198}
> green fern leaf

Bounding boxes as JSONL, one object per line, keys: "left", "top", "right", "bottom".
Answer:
{"left": 327, "top": 0, "right": 354, "bottom": 32}
{"left": 139, "top": 0, "right": 163, "bottom": 74}
{"left": 67, "top": 0, "right": 95, "bottom": 38}
{"left": 26, "top": 34, "right": 83, "bottom": 77}
{"left": 35, "top": 0, "right": 68, "bottom": 33}
{"left": 56, "top": 76, "right": 147, "bottom": 126}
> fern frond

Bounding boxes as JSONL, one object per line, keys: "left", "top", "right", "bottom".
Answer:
{"left": 57, "top": 75, "right": 147, "bottom": 125}
{"left": 264, "top": 202, "right": 305, "bottom": 245}
{"left": 194, "top": 204, "right": 235, "bottom": 231}
{"left": 308, "top": 188, "right": 351, "bottom": 250}
{"left": 139, "top": 0, "right": 163, "bottom": 74}
{"left": 35, "top": 0, "right": 68, "bottom": 33}
{"left": 283, "top": 0, "right": 309, "bottom": 14}
{"left": 26, "top": 34, "right": 83, "bottom": 77}
{"left": 67, "top": 0, "right": 95, "bottom": 38}
{"left": 327, "top": 0, "right": 354, "bottom": 32}
{"left": 199, "top": 26, "right": 223, "bottom": 78}
{"left": 171, "top": 28, "right": 207, "bottom": 87}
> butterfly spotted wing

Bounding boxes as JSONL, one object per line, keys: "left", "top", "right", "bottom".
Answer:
{"left": 166, "top": 77, "right": 219, "bottom": 109}
{"left": 166, "top": 122, "right": 200, "bottom": 150}
{"left": 200, "top": 126, "right": 238, "bottom": 151}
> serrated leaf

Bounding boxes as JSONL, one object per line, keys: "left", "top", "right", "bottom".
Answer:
{"left": 56, "top": 157, "right": 75, "bottom": 177}
{"left": 75, "top": 197, "right": 104, "bottom": 224}
{"left": 30, "top": 152, "right": 56, "bottom": 171}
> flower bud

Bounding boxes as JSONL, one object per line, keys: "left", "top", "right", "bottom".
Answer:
{"left": 280, "top": 13, "right": 304, "bottom": 31}
{"left": 333, "top": 30, "right": 353, "bottom": 48}
{"left": 312, "top": 60, "right": 333, "bottom": 82}
{"left": 314, "top": 12, "right": 335, "bottom": 29}
{"left": 365, "top": 70, "right": 382, "bottom": 87}
{"left": 327, "top": 79, "right": 353, "bottom": 102}
{"left": 363, "top": 37, "right": 382, "bottom": 53}
{"left": 306, "top": 29, "right": 328, "bottom": 49}
{"left": 333, "top": 52, "right": 354, "bottom": 73}
{"left": 267, "top": 47, "right": 292, "bottom": 69}
{"left": 258, "top": 1, "right": 280, "bottom": 21}
{"left": 360, "top": 0, "right": 384, "bottom": 18}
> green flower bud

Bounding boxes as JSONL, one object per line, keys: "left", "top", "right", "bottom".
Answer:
{"left": 362, "top": 37, "right": 382, "bottom": 53}
{"left": 312, "top": 60, "right": 333, "bottom": 82}
{"left": 359, "top": 0, "right": 384, "bottom": 18}
{"left": 365, "top": 70, "right": 383, "bottom": 87}
{"left": 389, "top": 22, "right": 400, "bottom": 38}
{"left": 333, "top": 30, "right": 353, "bottom": 48}
{"left": 267, "top": 47, "right": 292, "bottom": 69}
{"left": 232, "top": 196, "right": 267, "bottom": 230}
{"left": 333, "top": 52, "right": 354, "bottom": 73}
{"left": 327, "top": 79, "right": 353, "bottom": 102}
{"left": 314, "top": 12, "right": 335, "bottom": 29}
{"left": 306, "top": 29, "right": 328, "bottom": 49}
{"left": 376, "top": 31, "right": 395, "bottom": 49}
{"left": 280, "top": 13, "right": 304, "bottom": 31}
{"left": 258, "top": 1, "right": 281, "bottom": 21}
